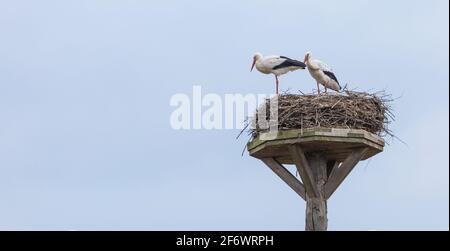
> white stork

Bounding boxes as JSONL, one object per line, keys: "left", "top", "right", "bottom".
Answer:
{"left": 303, "top": 51, "right": 341, "bottom": 95}
{"left": 251, "top": 52, "right": 306, "bottom": 95}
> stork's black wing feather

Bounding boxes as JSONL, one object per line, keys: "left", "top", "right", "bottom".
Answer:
{"left": 323, "top": 70, "right": 340, "bottom": 85}
{"left": 273, "top": 56, "right": 306, "bottom": 70}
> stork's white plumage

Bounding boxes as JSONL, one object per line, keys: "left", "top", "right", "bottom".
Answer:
{"left": 303, "top": 51, "right": 341, "bottom": 95}
{"left": 251, "top": 52, "right": 306, "bottom": 95}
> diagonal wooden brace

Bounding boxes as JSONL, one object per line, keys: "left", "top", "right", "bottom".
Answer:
{"left": 261, "top": 158, "right": 306, "bottom": 200}
{"left": 324, "top": 147, "right": 369, "bottom": 199}
{"left": 288, "top": 145, "right": 320, "bottom": 198}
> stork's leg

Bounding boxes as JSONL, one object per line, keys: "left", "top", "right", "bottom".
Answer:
{"left": 325, "top": 86, "right": 328, "bottom": 94}
{"left": 317, "top": 82, "right": 321, "bottom": 95}
{"left": 275, "top": 76, "right": 279, "bottom": 95}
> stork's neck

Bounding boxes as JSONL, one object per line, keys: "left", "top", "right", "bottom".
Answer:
{"left": 255, "top": 59, "right": 271, "bottom": 74}
{"left": 307, "top": 58, "right": 319, "bottom": 70}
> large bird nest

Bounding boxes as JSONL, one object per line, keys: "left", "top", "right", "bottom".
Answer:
{"left": 245, "top": 90, "right": 394, "bottom": 139}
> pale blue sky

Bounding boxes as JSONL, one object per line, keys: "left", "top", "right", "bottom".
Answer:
{"left": 0, "top": 0, "right": 448, "bottom": 230}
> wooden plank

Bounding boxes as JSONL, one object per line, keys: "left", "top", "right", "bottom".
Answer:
{"left": 324, "top": 147, "right": 369, "bottom": 199}
{"left": 288, "top": 145, "right": 319, "bottom": 198}
{"left": 248, "top": 128, "right": 385, "bottom": 151}
{"left": 261, "top": 158, "right": 306, "bottom": 200}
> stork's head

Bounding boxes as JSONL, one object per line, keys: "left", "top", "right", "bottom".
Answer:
{"left": 304, "top": 51, "right": 312, "bottom": 64}
{"left": 251, "top": 52, "right": 263, "bottom": 72}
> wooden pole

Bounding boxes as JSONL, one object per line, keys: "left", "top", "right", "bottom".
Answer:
{"left": 289, "top": 146, "right": 329, "bottom": 231}
{"left": 247, "top": 128, "right": 384, "bottom": 231}
{"left": 304, "top": 153, "right": 328, "bottom": 231}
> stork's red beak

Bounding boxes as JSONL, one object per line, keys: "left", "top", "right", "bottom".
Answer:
{"left": 303, "top": 55, "right": 308, "bottom": 64}
{"left": 250, "top": 59, "right": 256, "bottom": 72}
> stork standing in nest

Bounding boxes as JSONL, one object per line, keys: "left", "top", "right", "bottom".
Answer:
{"left": 251, "top": 52, "right": 307, "bottom": 95}
{"left": 304, "top": 51, "right": 341, "bottom": 95}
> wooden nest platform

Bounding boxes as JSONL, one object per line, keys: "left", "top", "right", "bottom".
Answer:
{"left": 248, "top": 128, "right": 384, "bottom": 163}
